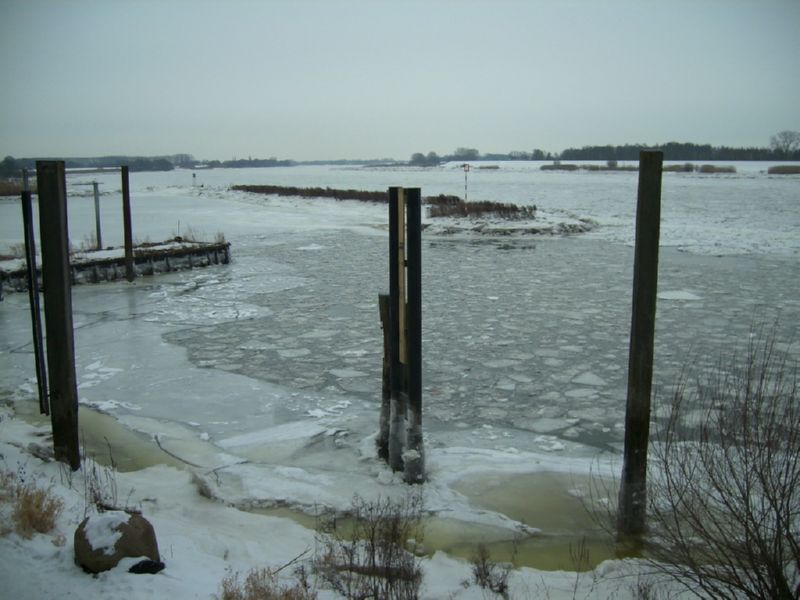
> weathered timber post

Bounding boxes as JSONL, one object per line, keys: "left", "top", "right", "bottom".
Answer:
{"left": 404, "top": 188, "right": 424, "bottom": 483}
{"left": 36, "top": 161, "right": 80, "bottom": 470}
{"left": 93, "top": 181, "right": 103, "bottom": 250}
{"left": 377, "top": 294, "right": 391, "bottom": 461}
{"left": 618, "top": 150, "right": 663, "bottom": 539}
{"left": 387, "top": 187, "right": 407, "bottom": 472}
{"left": 121, "top": 166, "right": 135, "bottom": 282}
{"left": 21, "top": 169, "right": 49, "bottom": 415}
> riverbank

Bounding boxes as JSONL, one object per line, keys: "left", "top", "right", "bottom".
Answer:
{"left": 0, "top": 401, "right": 681, "bottom": 599}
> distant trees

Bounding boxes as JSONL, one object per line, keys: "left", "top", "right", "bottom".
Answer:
{"left": 560, "top": 141, "right": 800, "bottom": 161}
{"left": 770, "top": 130, "right": 800, "bottom": 158}
{"left": 451, "top": 147, "right": 481, "bottom": 161}
{"left": 409, "top": 152, "right": 441, "bottom": 167}
{"left": 1, "top": 156, "right": 20, "bottom": 178}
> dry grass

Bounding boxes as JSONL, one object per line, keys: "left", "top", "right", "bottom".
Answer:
{"left": 428, "top": 200, "right": 536, "bottom": 219}
{"left": 232, "top": 184, "right": 388, "bottom": 203}
{"left": 218, "top": 567, "right": 316, "bottom": 600}
{"left": 768, "top": 165, "right": 800, "bottom": 175}
{"left": 0, "top": 469, "right": 64, "bottom": 539}
{"left": 698, "top": 164, "right": 736, "bottom": 174}
{"left": 0, "top": 181, "right": 36, "bottom": 196}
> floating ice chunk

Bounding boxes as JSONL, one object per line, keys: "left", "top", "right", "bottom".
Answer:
{"left": 278, "top": 348, "right": 311, "bottom": 358}
{"left": 565, "top": 388, "right": 596, "bottom": 399}
{"left": 218, "top": 421, "right": 329, "bottom": 448}
{"left": 329, "top": 368, "right": 367, "bottom": 378}
{"left": 484, "top": 359, "right": 519, "bottom": 369}
{"left": 572, "top": 372, "right": 607, "bottom": 386}
{"left": 658, "top": 290, "right": 702, "bottom": 301}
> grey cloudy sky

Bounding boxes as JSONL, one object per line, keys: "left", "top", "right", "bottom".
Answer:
{"left": 1, "top": 0, "right": 798, "bottom": 161}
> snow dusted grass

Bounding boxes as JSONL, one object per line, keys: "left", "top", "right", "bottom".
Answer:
{"left": 218, "top": 565, "right": 317, "bottom": 600}
{"left": 0, "top": 468, "right": 64, "bottom": 539}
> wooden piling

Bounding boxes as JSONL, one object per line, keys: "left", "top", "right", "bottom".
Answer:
{"left": 404, "top": 188, "right": 424, "bottom": 483}
{"left": 20, "top": 171, "right": 49, "bottom": 416}
{"left": 618, "top": 150, "right": 663, "bottom": 538}
{"left": 93, "top": 181, "right": 103, "bottom": 250}
{"left": 388, "top": 187, "right": 407, "bottom": 471}
{"left": 121, "top": 166, "right": 135, "bottom": 282}
{"left": 36, "top": 161, "right": 80, "bottom": 470}
{"left": 377, "top": 294, "right": 392, "bottom": 461}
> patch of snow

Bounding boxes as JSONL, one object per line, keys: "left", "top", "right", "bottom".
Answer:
{"left": 84, "top": 511, "right": 129, "bottom": 555}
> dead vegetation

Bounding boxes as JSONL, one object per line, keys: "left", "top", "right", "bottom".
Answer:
{"left": 313, "top": 494, "right": 424, "bottom": 599}
{"left": 218, "top": 566, "right": 317, "bottom": 600}
{"left": 768, "top": 165, "right": 800, "bottom": 175}
{"left": 427, "top": 198, "right": 536, "bottom": 219}
{"left": 0, "top": 467, "right": 64, "bottom": 539}
{"left": 232, "top": 184, "right": 388, "bottom": 203}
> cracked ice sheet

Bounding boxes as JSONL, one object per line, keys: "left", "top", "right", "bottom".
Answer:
{"left": 197, "top": 438, "right": 616, "bottom": 534}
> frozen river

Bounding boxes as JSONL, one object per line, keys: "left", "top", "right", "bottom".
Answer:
{"left": 1, "top": 161, "right": 798, "bottom": 524}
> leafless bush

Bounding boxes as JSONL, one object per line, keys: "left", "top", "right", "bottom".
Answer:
{"left": 645, "top": 332, "right": 799, "bottom": 600}
{"left": 469, "top": 542, "right": 513, "bottom": 598}
{"left": 314, "top": 494, "right": 424, "bottom": 600}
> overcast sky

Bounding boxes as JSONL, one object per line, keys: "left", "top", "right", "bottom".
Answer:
{"left": 1, "top": 0, "right": 798, "bottom": 161}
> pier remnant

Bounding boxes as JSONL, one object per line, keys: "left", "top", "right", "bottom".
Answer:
{"left": 36, "top": 161, "right": 80, "bottom": 470}
{"left": 618, "top": 150, "right": 663, "bottom": 538}
{"left": 121, "top": 166, "right": 134, "bottom": 282}
{"left": 380, "top": 186, "right": 424, "bottom": 483}
{"left": 93, "top": 181, "right": 103, "bottom": 250}
{"left": 20, "top": 169, "right": 49, "bottom": 415}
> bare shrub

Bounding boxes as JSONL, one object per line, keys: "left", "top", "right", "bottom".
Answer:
{"left": 0, "top": 468, "right": 64, "bottom": 539}
{"left": 218, "top": 566, "right": 316, "bottom": 600}
{"left": 470, "top": 543, "right": 513, "bottom": 598}
{"left": 13, "top": 482, "right": 64, "bottom": 538}
{"left": 645, "top": 332, "right": 800, "bottom": 600}
{"left": 314, "top": 494, "right": 424, "bottom": 600}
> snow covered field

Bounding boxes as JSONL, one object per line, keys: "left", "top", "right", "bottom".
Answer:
{"left": 0, "top": 162, "right": 798, "bottom": 598}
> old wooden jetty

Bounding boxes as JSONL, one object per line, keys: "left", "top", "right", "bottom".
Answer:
{"left": 0, "top": 240, "right": 231, "bottom": 296}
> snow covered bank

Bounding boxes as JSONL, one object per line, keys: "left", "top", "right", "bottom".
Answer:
{"left": 0, "top": 406, "right": 688, "bottom": 599}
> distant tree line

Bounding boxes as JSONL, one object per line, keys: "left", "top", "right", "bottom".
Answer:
{"left": 0, "top": 155, "right": 179, "bottom": 177}
{"left": 409, "top": 132, "right": 800, "bottom": 165}
{"left": 559, "top": 141, "right": 800, "bottom": 161}
{"left": 410, "top": 147, "right": 555, "bottom": 166}
{"left": 204, "top": 157, "right": 295, "bottom": 169}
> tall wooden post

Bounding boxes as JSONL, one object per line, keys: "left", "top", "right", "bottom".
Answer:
{"left": 404, "top": 188, "right": 424, "bottom": 483}
{"left": 121, "top": 166, "right": 135, "bottom": 282}
{"left": 93, "top": 181, "right": 103, "bottom": 250}
{"left": 618, "top": 150, "right": 663, "bottom": 538}
{"left": 36, "top": 161, "right": 80, "bottom": 470}
{"left": 377, "top": 293, "right": 391, "bottom": 461}
{"left": 387, "top": 187, "right": 407, "bottom": 472}
{"left": 21, "top": 170, "right": 49, "bottom": 415}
